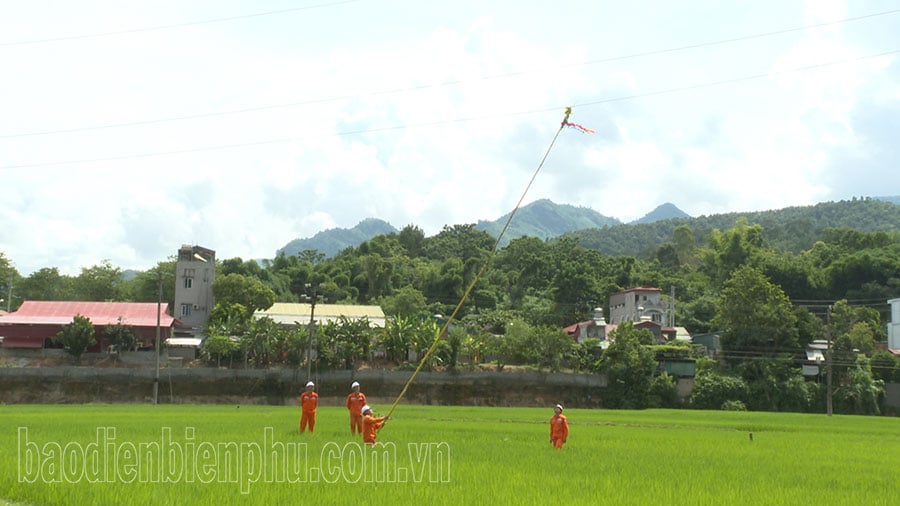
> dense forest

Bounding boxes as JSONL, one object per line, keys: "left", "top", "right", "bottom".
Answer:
{"left": 2, "top": 197, "right": 899, "bottom": 414}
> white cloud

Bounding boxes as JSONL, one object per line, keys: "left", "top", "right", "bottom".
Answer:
{"left": 1, "top": 1, "right": 898, "bottom": 276}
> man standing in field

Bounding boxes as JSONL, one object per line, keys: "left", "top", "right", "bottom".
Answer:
{"left": 361, "top": 405, "right": 388, "bottom": 446}
{"left": 346, "top": 381, "right": 367, "bottom": 436}
{"left": 299, "top": 381, "right": 319, "bottom": 433}
{"left": 550, "top": 404, "right": 568, "bottom": 449}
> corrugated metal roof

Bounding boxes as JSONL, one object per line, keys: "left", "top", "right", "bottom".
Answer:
{"left": 255, "top": 303, "right": 385, "bottom": 327}
{"left": 611, "top": 286, "right": 662, "bottom": 295}
{"left": 0, "top": 300, "right": 175, "bottom": 327}
{"left": 258, "top": 303, "right": 384, "bottom": 318}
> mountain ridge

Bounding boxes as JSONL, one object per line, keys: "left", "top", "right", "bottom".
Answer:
{"left": 276, "top": 196, "right": 899, "bottom": 258}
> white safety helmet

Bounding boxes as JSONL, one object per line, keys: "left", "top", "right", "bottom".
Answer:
{"left": 351, "top": 381, "right": 360, "bottom": 389}
{"left": 361, "top": 405, "right": 371, "bottom": 415}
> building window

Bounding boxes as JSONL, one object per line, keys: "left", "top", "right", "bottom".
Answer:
{"left": 184, "top": 277, "right": 193, "bottom": 289}
{"left": 181, "top": 304, "right": 192, "bottom": 317}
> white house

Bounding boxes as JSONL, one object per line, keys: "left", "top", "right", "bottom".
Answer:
{"left": 173, "top": 244, "right": 215, "bottom": 331}
{"left": 608, "top": 286, "right": 667, "bottom": 325}
{"left": 888, "top": 298, "right": 900, "bottom": 352}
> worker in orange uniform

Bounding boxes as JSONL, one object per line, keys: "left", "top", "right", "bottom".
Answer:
{"left": 299, "top": 381, "right": 319, "bottom": 433}
{"left": 361, "top": 405, "right": 388, "bottom": 446}
{"left": 550, "top": 404, "right": 568, "bottom": 449}
{"left": 346, "top": 381, "right": 367, "bottom": 436}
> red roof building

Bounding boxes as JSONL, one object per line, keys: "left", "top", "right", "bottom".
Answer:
{"left": 0, "top": 301, "right": 175, "bottom": 350}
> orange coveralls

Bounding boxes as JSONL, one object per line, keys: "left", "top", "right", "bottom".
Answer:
{"left": 550, "top": 413, "right": 569, "bottom": 449}
{"left": 362, "top": 413, "right": 386, "bottom": 446}
{"left": 299, "top": 391, "right": 319, "bottom": 433}
{"left": 346, "top": 392, "right": 368, "bottom": 435}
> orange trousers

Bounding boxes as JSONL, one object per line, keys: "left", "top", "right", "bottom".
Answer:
{"left": 349, "top": 413, "right": 363, "bottom": 435}
{"left": 299, "top": 411, "right": 316, "bottom": 433}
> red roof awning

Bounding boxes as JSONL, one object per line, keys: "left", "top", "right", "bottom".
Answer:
{"left": 0, "top": 301, "right": 175, "bottom": 328}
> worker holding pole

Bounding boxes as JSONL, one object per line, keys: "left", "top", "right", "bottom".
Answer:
{"left": 361, "top": 405, "right": 388, "bottom": 446}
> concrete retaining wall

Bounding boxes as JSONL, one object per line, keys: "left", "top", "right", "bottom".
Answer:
{"left": 0, "top": 367, "right": 609, "bottom": 408}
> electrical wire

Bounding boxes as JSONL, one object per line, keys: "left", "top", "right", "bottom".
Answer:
{"left": 1, "top": 47, "right": 897, "bottom": 172}
{"left": 2, "top": 7, "right": 898, "bottom": 139}
{"left": 0, "top": 0, "right": 361, "bottom": 47}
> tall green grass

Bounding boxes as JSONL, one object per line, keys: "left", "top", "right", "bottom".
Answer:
{"left": 2, "top": 404, "right": 897, "bottom": 505}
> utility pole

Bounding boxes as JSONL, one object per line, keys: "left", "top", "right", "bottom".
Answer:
{"left": 669, "top": 285, "right": 676, "bottom": 327}
{"left": 826, "top": 304, "right": 833, "bottom": 417}
{"left": 154, "top": 269, "right": 162, "bottom": 405}
{"left": 6, "top": 271, "right": 12, "bottom": 312}
{"left": 305, "top": 283, "right": 320, "bottom": 383}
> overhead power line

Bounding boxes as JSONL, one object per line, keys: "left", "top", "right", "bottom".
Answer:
{"left": 1, "top": 47, "right": 897, "bottom": 171}
{"left": 1, "top": 7, "right": 898, "bottom": 140}
{"left": 0, "top": 0, "right": 361, "bottom": 47}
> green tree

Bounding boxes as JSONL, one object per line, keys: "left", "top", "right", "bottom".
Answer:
{"left": 211, "top": 273, "right": 276, "bottom": 319}
{"left": 445, "top": 326, "right": 467, "bottom": 368}
{"left": 54, "top": 314, "right": 97, "bottom": 360}
{"left": 493, "top": 236, "right": 553, "bottom": 306}
{"left": 17, "top": 267, "right": 71, "bottom": 302}
{"left": 208, "top": 302, "right": 253, "bottom": 336}
{"left": 712, "top": 265, "right": 799, "bottom": 360}
{"left": 646, "top": 372, "right": 679, "bottom": 408}
{"left": 870, "top": 350, "right": 899, "bottom": 383}
{"left": 125, "top": 263, "right": 176, "bottom": 306}
{"left": 493, "top": 318, "right": 540, "bottom": 366}
{"left": 409, "top": 319, "right": 442, "bottom": 369}
{"left": 829, "top": 299, "right": 884, "bottom": 349}
{"left": 672, "top": 225, "right": 698, "bottom": 267}
{"left": 379, "top": 315, "right": 418, "bottom": 363}
{"left": 596, "top": 322, "right": 658, "bottom": 409}
{"left": 533, "top": 326, "right": 574, "bottom": 372}
{"left": 318, "top": 316, "right": 373, "bottom": 370}
{"left": 202, "top": 333, "right": 240, "bottom": 367}
{"left": 421, "top": 224, "right": 493, "bottom": 263}
{"left": 739, "top": 358, "right": 809, "bottom": 412}
{"left": 570, "top": 338, "right": 602, "bottom": 373}
{"left": 357, "top": 254, "right": 393, "bottom": 302}
{"left": 690, "top": 372, "right": 749, "bottom": 410}
{"left": 0, "top": 253, "right": 22, "bottom": 310}
{"left": 104, "top": 317, "right": 137, "bottom": 353}
{"left": 240, "top": 316, "right": 286, "bottom": 367}
{"left": 397, "top": 224, "right": 425, "bottom": 257}
{"left": 832, "top": 356, "right": 884, "bottom": 415}
{"left": 72, "top": 260, "right": 123, "bottom": 301}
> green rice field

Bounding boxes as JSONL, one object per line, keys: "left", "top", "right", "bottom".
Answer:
{"left": 2, "top": 404, "right": 898, "bottom": 505}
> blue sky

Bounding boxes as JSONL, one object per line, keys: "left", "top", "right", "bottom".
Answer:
{"left": 1, "top": 0, "right": 898, "bottom": 275}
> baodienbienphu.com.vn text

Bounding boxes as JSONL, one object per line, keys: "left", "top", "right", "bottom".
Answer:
{"left": 18, "top": 427, "right": 450, "bottom": 493}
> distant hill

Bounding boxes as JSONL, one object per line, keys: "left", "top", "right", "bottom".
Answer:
{"left": 276, "top": 197, "right": 899, "bottom": 260}
{"left": 630, "top": 203, "right": 691, "bottom": 224}
{"left": 568, "top": 198, "right": 900, "bottom": 257}
{"left": 278, "top": 218, "right": 398, "bottom": 258}
{"left": 475, "top": 199, "right": 621, "bottom": 246}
